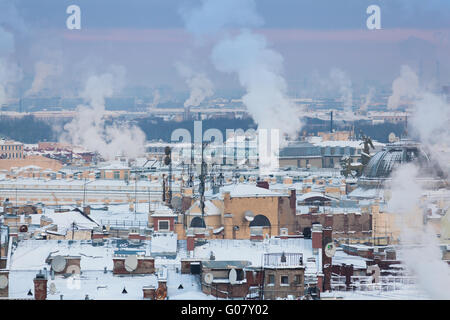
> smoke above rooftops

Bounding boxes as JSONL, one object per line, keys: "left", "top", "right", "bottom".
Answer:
{"left": 60, "top": 66, "right": 146, "bottom": 159}
{"left": 0, "top": 1, "right": 24, "bottom": 107}
{"left": 180, "top": 0, "right": 303, "bottom": 139}
{"left": 384, "top": 63, "right": 450, "bottom": 298}
{"left": 387, "top": 65, "right": 421, "bottom": 110}
{"left": 390, "top": 65, "right": 450, "bottom": 173}
{"left": 175, "top": 61, "right": 214, "bottom": 108}
{"left": 387, "top": 163, "right": 450, "bottom": 299}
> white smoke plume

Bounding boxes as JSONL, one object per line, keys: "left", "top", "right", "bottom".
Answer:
{"left": 175, "top": 62, "right": 214, "bottom": 108}
{"left": 61, "top": 66, "right": 146, "bottom": 160}
{"left": 26, "top": 60, "right": 63, "bottom": 96}
{"left": 387, "top": 65, "right": 421, "bottom": 109}
{"left": 360, "top": 87, "right": 375, "bottom": 112}
{"left": 0, "top": 1, "right": 24, "bottom": 108}
{"left": 411, "top": 92, "right": 450, "bottom": 171}
{"left": 211, "top": 30, "right": 301, "bottom": 137}
{"left": 148, "top": 89, "right": 161, "bottom": 109}
{"left": 388, "top": 65, "right": 450, "bottom": 172}
{"left": 329, "top": 68, "right": 353, "bottom": 114}
{"left": 181, "top": 0, "right": 302, "bottom": 139}
{"left": 387, "top": 163, "right": 450, "bottom": 299}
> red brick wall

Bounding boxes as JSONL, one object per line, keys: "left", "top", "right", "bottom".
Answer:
{"left": 153, "top": 217, "right": 174, "bottom": 232}
{"left": 113, "top": 258, "right": 155, "bottom": 274}
{"left": 34, "top": 278, "right": 47, "bottom": 300}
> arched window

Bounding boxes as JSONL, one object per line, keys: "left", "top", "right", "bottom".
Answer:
{"left": 190, "top": 216, "right": 206, "bottom": 228}
{"left": 249, "top": 214, "right": 271, "bottom": 228}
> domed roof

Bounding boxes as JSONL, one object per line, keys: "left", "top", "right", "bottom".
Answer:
{"left": 361, "top": 139, "right": 444, "bottom": 180}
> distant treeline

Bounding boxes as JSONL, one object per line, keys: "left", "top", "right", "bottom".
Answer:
{"left": 302, "top": 117, "right": 406, "bottom": 143}
{"left": 0, "top": 115, "right": 55, "bottom": 143}
{"left": 0, "top": 115, "right": 405, "bottom": 144}
{"left": 137, "top": 117, "right": 258, "bottom": 142}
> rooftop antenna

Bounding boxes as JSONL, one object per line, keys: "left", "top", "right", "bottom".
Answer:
{"left": 199, "top": 139, "right": 211, "bottom": 220}
{"left": 164, "top": 146, "right": 172, "bottom": 207}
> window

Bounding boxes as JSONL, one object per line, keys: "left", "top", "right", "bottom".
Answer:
{"left": 294, "top": 275, "right": 302, "bottom": 285}
{"left": 268, "top": 274, "right": 275, "bottom": 286}
{"left": 158, "top": 220, "right": 170, "bottom": 231}
{"left": 113, "top": 171, "right": 120, "bottom": 180}
{"left": 280, "top": 275, "right": 289, "bottom": 286}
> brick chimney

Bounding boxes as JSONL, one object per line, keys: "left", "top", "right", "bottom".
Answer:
{"left": 289, "top": 188, "right": 296, "bottom": 215}
{"left": 187, "top": 234, "right": 195, "bottom": 251}
{"left": 33, "top": 271, "right": 48, "bottom": 300}
{"left": 256, "top": 181, "right": 269, "bottom": 189}
{"left": 143, "top": 286, "right": 156, "bottom": 300}
{"left": 311, "top": 224, "right": 323, "bottom": 250}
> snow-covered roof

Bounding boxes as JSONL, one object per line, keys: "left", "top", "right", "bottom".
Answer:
{"left": 194, "top": 238, "right": 317, "bottom": 271}
{"left": 31, "top": 209, "right": 99, "bottom": 234}
{"left": 219, "top": 184, "right": 285, "bottom": 198}
{"left": 187, "top": 200, "right": 222, "bottom": 216}
{"left": 150, "top": 233, "right": 177, "bottom": 256}
{"left": 297, "top": 192, "right": 333, "bottom": 202}
{"left": 99, "top": 162, "right": 130, "bottom": 170}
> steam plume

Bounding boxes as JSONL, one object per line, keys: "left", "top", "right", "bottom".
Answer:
{"left": 61, "top": 66, "right": 146, "bottom": 160}
{"left": 181, "top": 0, "right": 302, "bottom": 138}
{"left": 175, "top": 62, "right": 214, "bottom": 108}
{"left": 360, "top": 87, "right": 375, "bottom": 112}
{"left": 387, "top": 65, "right": 421, "bottom": 109}
{"left": 26, "top": 60, "right": 63, "bottom": 96}
{"left": 387, "top": 164, "right": 450, "bottom": 299}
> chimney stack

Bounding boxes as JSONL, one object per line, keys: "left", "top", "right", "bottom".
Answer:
{"left": 311, "top": 224, "right": 323, "bottom": 250}
{"left": 33, "top": 271, "right": 48, "bottom": 300}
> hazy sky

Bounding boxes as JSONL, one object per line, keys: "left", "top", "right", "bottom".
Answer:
{"left": 1, "top": 0, "right": 450, "bottom": 98}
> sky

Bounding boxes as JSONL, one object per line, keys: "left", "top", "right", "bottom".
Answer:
{"left": 1, "top": 0, "right": 450, "bottom": 99}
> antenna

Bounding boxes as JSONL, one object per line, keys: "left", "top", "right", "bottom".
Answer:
{"left": 51, "top": 256, "right": 67, "bottom": 273}
{"left": 124, "top": 255, "right": 138, "bottom": 272}
{"left": 204, "top": 273, "right": 214, "bottom": 285}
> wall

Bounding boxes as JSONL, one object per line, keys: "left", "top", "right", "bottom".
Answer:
{"left": 263, "top": 268, "right": 305, "bottom": 299}
{"left": 113, "top": 258, "right": 155, "bottom": 274}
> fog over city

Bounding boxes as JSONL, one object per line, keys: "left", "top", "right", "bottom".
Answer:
{"left": 0, "top": 0, "right": 449, "bottom": 305}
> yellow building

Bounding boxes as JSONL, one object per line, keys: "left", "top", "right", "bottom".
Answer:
{"left": 184, "top": 184, "right": 294, "bottom": 240}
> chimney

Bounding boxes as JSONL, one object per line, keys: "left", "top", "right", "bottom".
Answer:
{"left": 289, "top": 188, "right": 296, "bottom": 214}
{"left": 256, "top": 181, "right": 269, "bottom": 189}
{"left": 187, "top": 234, "right": 195, "bottom": 251}
{"left": 83, "top": 205, "right": 91, "bottom": 215}
{"left": 322, "top": 227, "right": 333, "bottom": 268}
{"left": 311, "top": 224, "right": 323, "bottom": 249}
{"left": 33, "top": 271, "right": 48, "bottom": 300}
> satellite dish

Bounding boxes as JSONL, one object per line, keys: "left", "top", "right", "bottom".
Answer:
{"left": 0, "top": 275, "right": 8, "bottom": 289}
{"left": 124, "top": 255, "right": 138, "bottom": 272}
{"left": 228, "top": 268, "right": 237, "bottom": 285}
{"left": 244, "top": 210, "right": 254, "bottom": 222}
{"left": 51, "top": 256, "right": 67, "bottom": 272}
{"left": 66, "top": 265, "right": 81, "bottom": 275}
{"left": 49, "top": 283, "right": 57, "bottom": 295}
{"left": 171, "top": 196, "right": 182, "bottom": 210}
{"left": 324, "top": 242, "right": 336, "bottom": 258}
{"left": 204, "top": 273, "right": 214, "bottom": 284}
